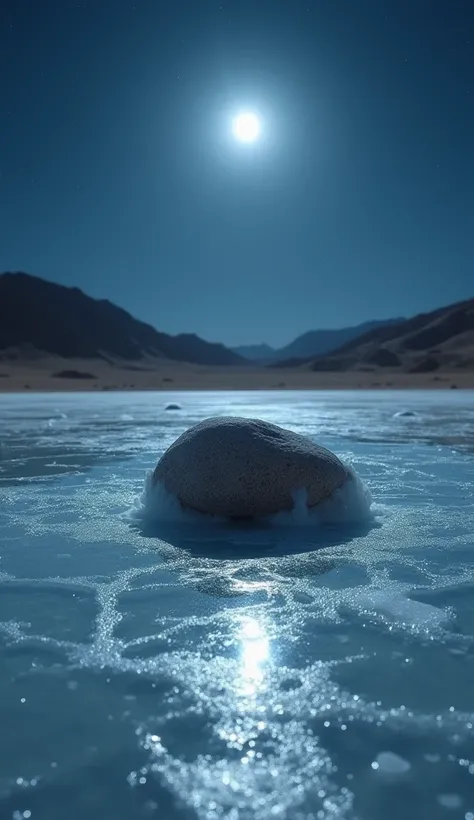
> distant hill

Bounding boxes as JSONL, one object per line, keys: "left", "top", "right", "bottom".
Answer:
{"left": 235, "top": 319, "right": 403, "bottom": 364}
{"left": 232, "top": 343, "right": 276, "bottom": 362}
{"left": 305, "top": 298, "right": 474, "bottom": 373}
{"left": 0, "top": 272, "right": 245, "bottom": 366}
{"left": 273, "top": 319, "right": 404, "bottom": 363}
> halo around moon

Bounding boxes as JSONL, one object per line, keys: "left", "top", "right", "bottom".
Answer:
{"left": 232, "top": 112, "right": 261, "bottom": 143}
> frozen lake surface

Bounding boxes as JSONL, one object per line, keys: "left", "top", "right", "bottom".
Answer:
{"left": 1, "top": 390, "right": 474, "bottom": 820}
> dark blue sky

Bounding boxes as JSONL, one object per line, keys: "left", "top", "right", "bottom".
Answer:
{"left": 1, "top": 0, "right": 473, "bottom": 346}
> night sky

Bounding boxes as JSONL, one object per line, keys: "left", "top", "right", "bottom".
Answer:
{"left": 1, "top": 1, "right": 473, "bottom": 346}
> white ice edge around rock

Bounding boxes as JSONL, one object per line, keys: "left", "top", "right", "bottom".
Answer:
{"left": 130, "top": 462, "right": 374, "bottom": 528}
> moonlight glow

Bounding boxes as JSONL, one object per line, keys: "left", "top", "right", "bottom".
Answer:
{"left": 232, "top": 112, "right": 261, "bottom": 143}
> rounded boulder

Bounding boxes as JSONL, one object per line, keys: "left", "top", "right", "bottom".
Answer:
{"left": 152, "top": 416, "right": 349, "bottom": 519}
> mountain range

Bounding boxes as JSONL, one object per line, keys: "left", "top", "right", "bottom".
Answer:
{"left": 233, "top": 319, "right": 404, "bottom": 364}
{"left": 1, "top": 272, "right": 472, "bottom": 376}
{"left": 230, "top": 343, "right": 277, "bottom": 362}
{"left": 0, "top": 272, "right": 244, "bottom": 366}
{"left": 305, "top": 298, "right": 474, "bottom": 373}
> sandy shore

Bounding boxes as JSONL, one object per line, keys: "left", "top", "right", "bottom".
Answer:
{"left": 0, "top": 358, "right": 473, "bottom": 392}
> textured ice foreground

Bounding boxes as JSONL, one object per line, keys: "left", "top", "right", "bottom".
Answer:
{"left": 1, "top": 390, "right": 474, "bottom": 820}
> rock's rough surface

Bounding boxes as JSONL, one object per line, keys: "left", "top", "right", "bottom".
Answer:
{"left": 152, "top": 416, "right": 350, "bottom": 518}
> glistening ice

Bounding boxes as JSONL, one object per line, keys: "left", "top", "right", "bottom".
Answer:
{"left": 1, "top": 390, "right": 474, "bottom": 820}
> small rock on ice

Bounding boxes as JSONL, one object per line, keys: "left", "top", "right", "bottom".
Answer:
{"left": 437, "top": 795, "right": 463, "bottom": 810}
{"left": 372, "top": 752, "right": 411, "bottom": 776}
{"left": 424, "top": 753, "right": 440, "bottom": 763}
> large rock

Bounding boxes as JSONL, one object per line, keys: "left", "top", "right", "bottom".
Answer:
{"left": 152, "top": 416, "right": 349, "bottom": 519}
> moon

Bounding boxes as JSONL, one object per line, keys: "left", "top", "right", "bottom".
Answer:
{"left": 232, "top": 112, "right": 261, "bottom": 143}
